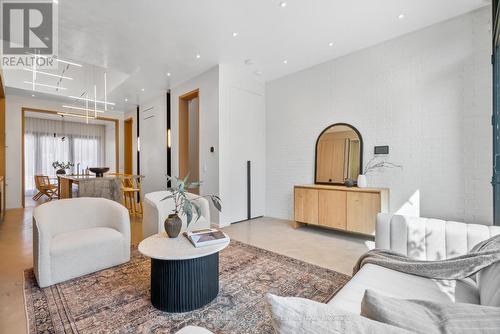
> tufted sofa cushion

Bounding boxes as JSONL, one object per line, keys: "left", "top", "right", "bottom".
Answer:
{"left": 376, "top": 214, "right": 500, "bottom": 260}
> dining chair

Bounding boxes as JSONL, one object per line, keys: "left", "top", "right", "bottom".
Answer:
{"left": 33, "top": 175, "right": 58, "bottom": 201}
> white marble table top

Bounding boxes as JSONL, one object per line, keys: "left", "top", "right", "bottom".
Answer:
{"left": 138, "top": 232, "right": 230, "bottom": 260}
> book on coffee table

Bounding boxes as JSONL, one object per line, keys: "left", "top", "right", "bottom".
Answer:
{"left": 183, "top": 228, "right": 229, "bottom": 248}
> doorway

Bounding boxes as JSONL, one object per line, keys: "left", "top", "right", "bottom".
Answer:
{"left": 21, "top": 107, "right": 120, "bottom": 208}
{"left": 179, "top": 89, "right": 199, "bottom": 194}
{"left": 124, "top": 118, "right": 133, "bottom": 174}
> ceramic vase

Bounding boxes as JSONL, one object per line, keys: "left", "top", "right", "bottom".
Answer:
{"left": 164, "top": 213, "right": 182, "bottom": 238}
{"left": 357, "top": 174, "right": 367, "bottom": 188}
{"left": 56, "top": 169, "right": 66, "bottom": 175}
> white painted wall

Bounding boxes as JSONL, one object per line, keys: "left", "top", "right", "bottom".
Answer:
{"left": 171, "top": 66, "right": 220, "bottom": 223}
{"left": 139, "top": 94, "right": 168, "bottom": 195}
{"left": 266, "top": 8, "right": 493, "bottom": 225}
{"left": 5, "top": 93, "right": 125, "bottom": 208}
{"left": 219, "top": 64, "right": 266, "bottom": 225}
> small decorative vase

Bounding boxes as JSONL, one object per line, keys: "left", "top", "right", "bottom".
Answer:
{"left": 344, "top": 178, "right": 355, "bottom": 187}
{"left": 164, "top": 213, "right": 182, "bottom": 238}
{"left": 357, "top": 174, "right": 367, "bottom": 188}
{"left": 56, "top": 169, "right": 66, "bottom": 175}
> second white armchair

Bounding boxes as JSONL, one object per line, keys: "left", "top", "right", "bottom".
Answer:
{"left": 143, "top": 191, "right": 211, "bottom": 238}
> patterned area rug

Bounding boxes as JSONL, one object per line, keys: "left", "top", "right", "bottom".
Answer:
{"left": 24, "top": 240, "right": 350, "bottom": 333}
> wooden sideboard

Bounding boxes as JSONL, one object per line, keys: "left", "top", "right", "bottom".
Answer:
{"left": 294, "top": 184, "right": 389, "bottom": 236}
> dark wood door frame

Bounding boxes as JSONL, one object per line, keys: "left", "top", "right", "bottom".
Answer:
{"left": 124, "top": 117, "right": 133, "bottom": 174}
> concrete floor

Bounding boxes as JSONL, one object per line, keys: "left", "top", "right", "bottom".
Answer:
{"left": 0, "top": 201, "right": 372, "bottom": 334}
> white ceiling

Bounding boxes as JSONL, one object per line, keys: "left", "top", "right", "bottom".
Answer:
{"left": 2, "top": 0, "right": 490, "bottom": 112}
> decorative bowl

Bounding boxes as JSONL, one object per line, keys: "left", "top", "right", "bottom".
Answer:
{"left": 89, "top": 167, "right": 110, "bottom": 177}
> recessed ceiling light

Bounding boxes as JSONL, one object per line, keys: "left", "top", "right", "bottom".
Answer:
{"left": 328, "top": 42, "right": 334, "bottom": 47}
{"left": 166, "top": 72, "right": 171, "bottom": 77}
{"left": 141, "top": 88, "right": 145, "bottom": 92}
{"left": 232, "top": 32, "right": 239, "bottom": 37}
{"left": 196, "top": 54, "right": 201, "bottom": 59}
{"left": 398, "top": 14, "right": 405, "bottom": 19}
{"left": 124, "top": 98, "right": 128, "bottom": 102}
{"left": 283, "top": 60, "right": 288, "bottom": 64}
{"left": 31, "top": 94, "right": 35, "bottom": 97}
{"left": 279, "top": 2, "right": 287, "bottom": 7}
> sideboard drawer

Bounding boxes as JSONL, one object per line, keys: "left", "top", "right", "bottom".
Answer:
{"left": 318, "top": 190, "right": 346, "bottom": 230}
{"left": 294, "top": 188, "right": 318, "bottom": 225}
{"left": 346, "top": 192, "right": 380, "bottom": 235}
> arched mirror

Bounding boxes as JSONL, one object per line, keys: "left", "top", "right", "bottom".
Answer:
{"left": 315, "top": 123, "right": 363, "bottom": 185}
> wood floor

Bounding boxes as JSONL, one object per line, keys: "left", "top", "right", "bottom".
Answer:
{"left": 0, "top": 200, "right": 372, "bottom": 334}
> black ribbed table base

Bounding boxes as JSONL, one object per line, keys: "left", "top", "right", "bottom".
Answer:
{"left": 150, "top": 253, "right": 219, "bottom": 312}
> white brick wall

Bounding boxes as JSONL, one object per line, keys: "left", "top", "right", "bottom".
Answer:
{"left": 265, "top": 7, "right": 493, "bottom": 225}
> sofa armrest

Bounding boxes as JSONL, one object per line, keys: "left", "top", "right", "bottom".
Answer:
{"left": 104, "top": 201, "right": 131, "bottom": 239}
{"left": 33, "top": 217, "right": 52, "bottom": 287}
{"left": 375, "top": 214, "right": 500, "bottom": 260}
{"left": 375, "top": 213, "right": 392, "bottom": 250}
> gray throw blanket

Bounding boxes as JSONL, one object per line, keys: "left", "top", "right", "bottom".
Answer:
{"left": 353, "top": 234, "right": 500, "bottom": 280}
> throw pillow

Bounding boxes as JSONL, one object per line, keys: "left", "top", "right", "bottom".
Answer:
{"left": 361, "top": 289, "right": 500, "bottom": 334}
{"left": 265, "top": 293, "right": 412, "bottom": 334}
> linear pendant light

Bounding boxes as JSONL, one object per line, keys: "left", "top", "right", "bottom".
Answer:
{"left": 68, "top": 95, "right": 115, "bottom": 106}
{"left": 104, "top": 72, "right": 107, "bottom": 111}
{"left": 24, "top": 68, "right": 73, "bottom": 80}
{"left": 24, "top": 81, "right": 67, "bottom": 90}
{"left": 86, "top": 93, "right": 89, "bottom": 124}
{"left": 57, "top": 112, "right": 96, "bottom": 120}
{"left": 61, "top": 105, "right": 105, "bottom": 113}
{"left": 94, "top": 85, "right": 97, "bottom": 118}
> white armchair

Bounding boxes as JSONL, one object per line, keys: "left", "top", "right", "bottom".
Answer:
{"left": 143, "top": 191, "right": 211, "bottom": 238}
{"left": 33, "top": 197, "right": 131, "bottom": 288}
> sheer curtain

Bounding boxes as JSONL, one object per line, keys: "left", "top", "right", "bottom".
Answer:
{"left": 24, "top": 117, "right": 105, "bottom": 195}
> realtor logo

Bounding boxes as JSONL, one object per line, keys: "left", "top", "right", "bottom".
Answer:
{"left": 1, "top": 0, "right": 58, "bottom": 68}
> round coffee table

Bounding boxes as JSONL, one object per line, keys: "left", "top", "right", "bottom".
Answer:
{"left": 138, "top": 232, "right": 230, "bottom": 312}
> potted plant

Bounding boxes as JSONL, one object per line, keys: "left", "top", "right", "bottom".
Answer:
{"left": 358, "top": 157, "right": 402, "bottom": 188}
{"left": 161, "top": 175, "right": 222, "bottom": 238}
{"left": 52, "top": 161, "right": 74, "bottom": 175}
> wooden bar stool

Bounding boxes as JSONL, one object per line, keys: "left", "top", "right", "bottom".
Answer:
{"left": 118, "top": 174, "right": 143, "bottom": 216}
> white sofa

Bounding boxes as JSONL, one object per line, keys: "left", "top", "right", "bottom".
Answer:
{"left": 143, "top": 191, "right": 211, "bottom": 238}
{"left": 328, "top": 214, "right": 500, "bottom": 313}
{"left": 33, "top": 197, "right": 131, "bottom": 288}
{"left": 174, "top": 214, "right": 500, "bottom": 334}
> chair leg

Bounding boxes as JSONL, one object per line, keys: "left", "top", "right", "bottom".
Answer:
{"left": 124, "top": 192, "right": 131, "bottom": 213}
{"left": 32, "top": 192, "right": 42, "bottom": 200}
{"left": 137, "top": 191, "right": 143, "bottom": 215}
{"left": 131, "top": 193, "right": 137, "bottom": 215}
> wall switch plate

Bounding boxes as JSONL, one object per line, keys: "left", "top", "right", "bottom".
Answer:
{"left": 374, "top": 145, "right": 389, "bottom": 155}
